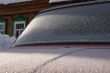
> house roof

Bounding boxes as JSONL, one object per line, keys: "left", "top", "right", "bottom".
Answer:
{"left": 0, "top": 0, "right": 32, "bottom": 5}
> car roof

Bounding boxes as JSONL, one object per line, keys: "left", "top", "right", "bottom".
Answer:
{"left": 39, "top": 0, "right": 110, "bottom": 14}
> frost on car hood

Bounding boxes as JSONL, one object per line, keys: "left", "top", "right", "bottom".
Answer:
{"left": 0, "top": 48, "right": 110, "bottom": 73}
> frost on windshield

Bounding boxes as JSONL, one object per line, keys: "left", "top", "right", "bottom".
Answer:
{"left": 15, "top": 2, "right": 110, "bottom": 46}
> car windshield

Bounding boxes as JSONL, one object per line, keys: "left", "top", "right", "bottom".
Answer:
{"left": 14, "top": 2, "right": 110, "bottom": 46}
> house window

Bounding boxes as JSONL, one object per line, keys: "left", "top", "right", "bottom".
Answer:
{"left": 14, "top": 21, "right": 26, "bottom": 38}
{"left": 0, "top": 22, "right": 5, "bottom": 34}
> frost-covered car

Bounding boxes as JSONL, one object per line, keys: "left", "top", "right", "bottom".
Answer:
{"left": 0, "top": 1, "right": 110, "bottom": 73}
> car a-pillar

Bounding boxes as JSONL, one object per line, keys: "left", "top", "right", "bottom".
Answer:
{"left": 12, "top": 16, "right": 28, "bottom": 38}
{"left": 0, "top": 17, "right": 8, "bottom": 34}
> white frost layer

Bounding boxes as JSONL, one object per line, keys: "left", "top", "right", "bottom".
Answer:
{"left": 0, "top": 48, "right": 110, "bottom": 73}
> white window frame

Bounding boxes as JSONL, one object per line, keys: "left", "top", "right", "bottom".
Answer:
{"left": 14, "top": 21, "right": 26, "bottom": 37}
{"left": 0, "top": 22, "right": 5, "bottom": 34}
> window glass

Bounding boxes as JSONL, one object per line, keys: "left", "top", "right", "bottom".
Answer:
{"left": 0, "top": 22, "right": 5, "bottom": 34}
{"left": 16, "top": 24, "right": 25, "bottom": 29}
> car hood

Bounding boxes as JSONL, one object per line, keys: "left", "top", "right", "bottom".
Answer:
{"left": 0, "top": 47, "right": 110, "bottom": 73}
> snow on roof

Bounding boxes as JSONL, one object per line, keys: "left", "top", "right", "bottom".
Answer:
{"left": 0, "top": 0, "right": 32, "bottom": 5}
{"left": 49, "top": 0, "right": 72, "bottom": 3}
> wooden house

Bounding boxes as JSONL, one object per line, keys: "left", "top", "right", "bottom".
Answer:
{"left": 0, "top": 0, "right": 94, "bottom": 37}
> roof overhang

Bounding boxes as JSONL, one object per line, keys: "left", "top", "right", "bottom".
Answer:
{"left": 49, "top": 0, "right": 73, "bottom": 3}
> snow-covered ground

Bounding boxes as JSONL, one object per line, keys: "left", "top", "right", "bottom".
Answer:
{"left": 0, "top": 47, "right": 110, "bottom": 73}
{"left": 0, "top": 34, "right": 16, "bottom": 49}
